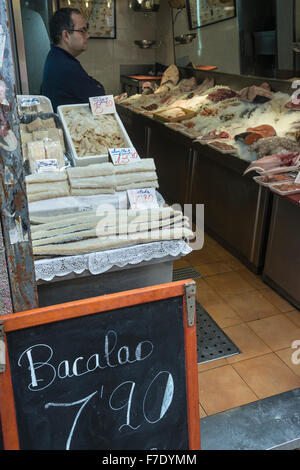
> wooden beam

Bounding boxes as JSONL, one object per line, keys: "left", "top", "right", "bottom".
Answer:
{"left": 0, "top": 0, "right": 38, "bottom": 312}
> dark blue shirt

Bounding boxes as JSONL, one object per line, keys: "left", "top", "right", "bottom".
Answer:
{"left": 42, "top": 45, "right": 105, "bottom": 112}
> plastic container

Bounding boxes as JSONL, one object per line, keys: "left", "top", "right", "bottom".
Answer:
{"left": 17, "top": 95, "right": 53, "bottom": 115}
{"left": 270, "top": 181, "right": 300, "bottom": 195}
{"left": 58, "top": 104, "right": 134, "bottom": 167}
{"left": 58, "top": 104, "right": 134, "bottom": 166}
{"left": 152, "top": 107, "right": 196, "bottom": 123}
{"left": 19, "top": 112, "right": 73, "bottom": 173}
{"left": 254, "top": 172, "right": 298, "bottom": 187}
{"left": 207, "top": 141, "right": 238, "bottom": 154}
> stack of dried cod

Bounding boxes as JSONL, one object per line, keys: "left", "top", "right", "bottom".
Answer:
{"left": 20, "top": 116, "right": 66, "bottom": 171}
{"left": 67, "top": 162, "right": 116, "bottom": 196}
{"left": 30, "top": 207, "right": 194, "bottom": 257}
{"left": 26, "top": 171, "right": 70, "bottom": 202}
{"left": 26, "top": 159, "right": 159, "bottom": 202}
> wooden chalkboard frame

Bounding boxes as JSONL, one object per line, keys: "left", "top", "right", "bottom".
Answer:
{"left": 0, "top": 280, "right": 200, "bottom": 450}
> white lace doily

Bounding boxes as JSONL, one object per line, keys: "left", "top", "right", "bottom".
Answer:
{"left": 35, "top": 240, "right": 192, "bottom": 281}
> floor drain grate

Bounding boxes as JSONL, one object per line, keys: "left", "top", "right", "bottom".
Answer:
{"left": 172, "top": 267, "right": 202, "bottom": 281}
{"left": 195, "top": 301, "right": 240, "bottom": 364}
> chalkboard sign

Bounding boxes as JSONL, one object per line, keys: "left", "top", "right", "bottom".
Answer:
{"left": 0, "top": 280, "right": 200, "bottom": 450}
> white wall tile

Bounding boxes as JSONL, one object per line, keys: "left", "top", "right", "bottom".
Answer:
{"left": 78, "top": 1, "right": 240, "bottom": 95}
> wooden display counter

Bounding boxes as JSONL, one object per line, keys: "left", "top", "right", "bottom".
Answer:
{"left": 263, "top": 194, "right": 300, "bottom": 309}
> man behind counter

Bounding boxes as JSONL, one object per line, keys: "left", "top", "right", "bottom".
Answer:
{"left": 42, "top": 8, "right": 105, "bottom": 112}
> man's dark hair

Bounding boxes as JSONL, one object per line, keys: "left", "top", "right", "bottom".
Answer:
{"left": 49, "top": 8, "right": 81, "bottom": 45}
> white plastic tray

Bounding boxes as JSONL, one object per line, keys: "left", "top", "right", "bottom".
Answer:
{"left": 207, "top": 141, "right": 238, "bottom": 154}
{"left": 17, "top": 95, "right": 53, "bottom": 115}
{"left": 58, "top": 103, "right": 134, "bottom": 167}
{"left": 254, "top": 173, "right": 297, "bottom": 187}
{"left": 270, "top": 182, "right": 300, "bottom": 196}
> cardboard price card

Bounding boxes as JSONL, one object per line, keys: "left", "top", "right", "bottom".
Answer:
{"left": 0, "top": 26, "right": 6, "bottom": 69}
{"left": 127, "top": 188, "right": 159, "bottom": 210}
{"left": 89, "top": 95, "right": 116, "bottom": 115}
{"left": 36, "top": 159, "right": 59, "bottom": 172}
{"left": 109, "top": 147, "right": 140, "bottom": 165}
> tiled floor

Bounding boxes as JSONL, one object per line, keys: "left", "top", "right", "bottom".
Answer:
{"left": 173, "top": 234, "right": 300, "bottom": 419}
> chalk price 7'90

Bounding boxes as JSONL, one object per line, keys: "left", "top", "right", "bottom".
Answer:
{"left": 44, "top": 371, "right": 174, "bottom": 450}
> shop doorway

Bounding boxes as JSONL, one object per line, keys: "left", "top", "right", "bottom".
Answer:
{"left": 10, "top": 0, "right": 57, "bottom": 94}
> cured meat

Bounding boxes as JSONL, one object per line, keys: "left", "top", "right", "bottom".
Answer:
{"left": 244, "top": 132, "right": 264, "bottom": 146}
{"left": 256, "top": 172, "right": 297, "bottom": 184}
{"left": 114, "top": 93, "right": 128, "bottom": 103}
{"left": 200, "top": 106, "right": 219, "bottom": 116}
{"left": 243, "top": 152, "right": 300, "bottom": 175}
{"left": 285, "top": 100, "right": 300, "bottom": 110}
{"left": 142, "top": 103, "right": 158, "bottom": 111}
{"left": 183, "top": 121, "right": 195, "bottom": 128}
{"left": 244, "top": 125, "right": 276, "bottom": 145}
{"left": 272, "top": 182, "right": 300, "bottom": 193}
{"left": 207, "top": 88, "right": 237, "bottom": 103}
{"left": 199, "top": 130, "right": 230, "bottom": 142}
{"left": 208, "top": 141, "right": 237, "bottom": 152}
{"left": 246, "top": 125, "right": 276, "bottom": 138}
{"left": 239, "top": 85, "right": 273, "bottom": 103}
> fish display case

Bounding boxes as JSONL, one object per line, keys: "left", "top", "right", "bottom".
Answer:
{"left": 116, "top": 67, "right": 295, "bottom": 273}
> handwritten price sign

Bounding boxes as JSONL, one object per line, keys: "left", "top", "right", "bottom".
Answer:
{"left": 89, "top": 95, "right": 116, "bottom": 115}
{"left": 127, "top": 188, "right": 158, "bottom": 210}
{"left": 109, "top": 147, "right": 140, "bottom": 165}
{"left": 36, "top": 159, "right": 59, "bottom": 172}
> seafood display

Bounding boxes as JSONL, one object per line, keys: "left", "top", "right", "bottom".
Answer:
{"left": 116, "top": 65, "right": 300, "bottom": 196}
{"left": 255, "top": 172, "right": 297, "bottom": 185}
{"left": 116, "top": 65, "right": 300, "bottom": 165}
{"left": 60, "top": 106, "right": 127, "bottom": 157}
{"left": 31, "top": 207, "right": 194, "bottom": 257}
{"left": 243, "top": 153, "right": 300, "bottom": 175}
{"left": 271, "top": 182, "right": 300, "bottom": 194}
{"left": 26, "top": 159, "right": 159, "bottom": 202}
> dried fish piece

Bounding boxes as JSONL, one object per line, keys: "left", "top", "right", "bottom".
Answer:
{"left": 62, "top": 107, "right": 127, "bottom": 157}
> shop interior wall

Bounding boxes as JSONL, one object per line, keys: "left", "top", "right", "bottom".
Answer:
{"left": 78, "top": 1, "right": 174, "bottom": 97}
{"left": 276, "top": 0, "right": 294, "bottom": 77}
{"left": 172, "top": 5, "right": 240, "bottom": 74}
{"left": 295, "top": 0, "right": 300, "bottom": 73}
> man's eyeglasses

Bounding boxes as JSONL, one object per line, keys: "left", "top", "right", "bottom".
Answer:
{"left": 68, "top": 26, "right": 89, "bottom": 35}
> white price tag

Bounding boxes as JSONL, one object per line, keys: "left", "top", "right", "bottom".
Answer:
{"left": 19, "top": 96, "right": 40, "bottom": 108}
{"left": 36, "top": 159, "right": 59, "bottom": 172}
{"left": 0, "top": 337, "right": 5, "bottom": 371}
{"left": 89, "top": 95, "right": 116, "bottom": 115}
{"left": 109, "top": 147, "right": 140, "bottom": 165}
{"left": 127, "top": 188, "right": 159, "bottom": 210}
{"left": 0, "top": 26, "right": 5, "bottom": 69}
